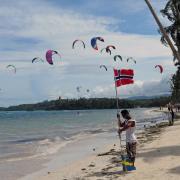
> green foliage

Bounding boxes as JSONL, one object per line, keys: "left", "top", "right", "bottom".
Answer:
{"left": 160, "top": 0, "right": 180, "bottom": 102}
{"left": 3, "top": 97, "right": 171, "bottom": 111}
{"left": 160, "top": 0, "right": 180, "bottom": 61}
{"left": 171, "top": 67, "right": 180, "bottom": 102}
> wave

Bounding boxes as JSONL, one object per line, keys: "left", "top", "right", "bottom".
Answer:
{"left": 7, "top": 137, "right": 47, "bottom": 144}
{"left": 83, "top": 128, "right": 108, "bottom": 134}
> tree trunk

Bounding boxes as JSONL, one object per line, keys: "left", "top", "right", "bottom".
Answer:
{"left": 144, "top": 0, "right": 180, "bottom": 63}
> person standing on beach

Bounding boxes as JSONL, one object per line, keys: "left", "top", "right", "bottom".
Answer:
{"left": 167, "top": 102, "right": 172, "bottom": 112}
{"left": 117, "top": 110, "right": 137, "bottom": 165}
{"left": 169, "top": 108, "right": 175, "bottom": 126}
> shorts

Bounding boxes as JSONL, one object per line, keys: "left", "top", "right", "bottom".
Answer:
{"left": 126, "top": 142, "right": 137, "bottom": 162}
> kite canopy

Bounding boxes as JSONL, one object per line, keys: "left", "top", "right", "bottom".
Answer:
{"left": 76, "top": 86, "right": 82, "bottom": 93}
{"left": 32, "top": 57, "right": 44, "bottom": 63}
{"left": 100, "top": 65, "right": 107, "bottom": 71}
{"left": 101, "top": 48, "right": 111, "bottom": 55}
{"left": 106, "top": 45, "right": 116, "bottom": 53}
{"left": 6, "top": 65, "right": 16, "bottom": 73}
{"left": 106, "top": 45, "right": 116, "bottom": 50}
{"left": 46, "top": 50, "right": 61, "bottom": 65}
{"left": 72, "top": 40, "right": 85, "bottom": 49}
{"left": 127, "top": 57, "right": 136, "bottom": 64}
{"left": 114, "top": 55, "right": 123, "bottom": 62}
{"left": 105, "top": 45, "right": 116, "bottom": 55}
{"left": 91, "top": 37, "right": 104, "bottom": 50}
{"left": 155, "top": 65, "right": 163, "bottom": 74}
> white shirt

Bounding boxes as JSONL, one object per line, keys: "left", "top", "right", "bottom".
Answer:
{"left": 124, "top": 119, "right": 137, "bottom": 143}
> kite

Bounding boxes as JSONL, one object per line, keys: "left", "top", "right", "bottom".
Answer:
{"left": 32, "top": 57, "right": 44, "bottom": 63}
{"left": 100, "top": 65, "right": 107, "bottom": 71}
{"left": 72, "top": 40, "right": 85, "bottom": 49}
{"left": 76, "top": 86, "right": 82, "bottom": 93}
{"left": 127, "top": 57, "right": 136, "bottom": 64}
{"left": 155, "top": 65, "right": 163, "bottom": 74}
{"left": 91, "top": 37, "right": 104, "bottom": 50}
{"left": 101, "top": 48, "right": 111, "bottom": 55}
{"left": 106, "top": 45, "right": 116, "bottom": 51}
{"left": 46, "top": 50, "right": 61, "bottom": 65}
{"left": 114, "top": 55, "right": 123, "bottom": 62}
{"left": 6, "top": 65, "right": 16, "bottom": 73}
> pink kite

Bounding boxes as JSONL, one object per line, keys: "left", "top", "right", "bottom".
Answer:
{"left": 155, "top": 65, "right": 163, "bottom": 74}
{"left": 46, "top": 50, "right": 61, "bottom": 65}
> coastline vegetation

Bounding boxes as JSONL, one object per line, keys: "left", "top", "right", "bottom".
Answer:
{"left": 0, "top": 96, "right": 170, "bottom": 111}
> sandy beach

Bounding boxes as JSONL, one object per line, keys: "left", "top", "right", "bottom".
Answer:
{"left": 24, "top": 111, "right": 180, "bottom": 180}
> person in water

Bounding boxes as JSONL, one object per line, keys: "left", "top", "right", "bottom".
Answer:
{"left": 117, "top": 110, "right": 137, "bottom": 165}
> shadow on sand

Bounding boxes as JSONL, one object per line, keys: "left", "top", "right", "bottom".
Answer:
{"left": 138, "top": 145, "right": 180, "bottom": 163}
{"left": 168, "top": 166, "right": 180, "bottom": 175}
{"left": 85, "top": 168, "right": 126, "bottom": 179}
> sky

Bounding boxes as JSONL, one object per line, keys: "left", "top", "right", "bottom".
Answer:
{"left": 0, "top": 0, "right": 177, "bottom": 107}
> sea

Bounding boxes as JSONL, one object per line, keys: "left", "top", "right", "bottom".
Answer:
{"left": 0, "top": 108, "right": 167, "bottom": 180}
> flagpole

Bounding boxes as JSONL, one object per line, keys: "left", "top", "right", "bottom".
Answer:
{"left": 114, "top": 82, "right": 120, "bottom": 113}
{"left": 114, "top": 80, "right": 122, "bottom": 150}
{"left": 144, "top": 0, "right": 180, "bottom": 63}
{"left": 113, "top": 69, "right": 122, "bottom": 153}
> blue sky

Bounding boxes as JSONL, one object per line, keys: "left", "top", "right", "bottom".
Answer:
{"left": 45, "top": 0, "right": 157, "bottom": 34}
{"left": 0, "top": 0, "right": 177, "bottom": 106}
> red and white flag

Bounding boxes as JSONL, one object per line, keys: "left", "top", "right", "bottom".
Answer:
{"left": 114, "top": 69, "right": 134, "bottom": 87}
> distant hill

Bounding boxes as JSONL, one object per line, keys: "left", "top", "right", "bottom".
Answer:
{"left": 0, "top": 96, "right": 171, "bottom": 111}
{"left": 127, "top": 94, "right": 170, "bottom": 100}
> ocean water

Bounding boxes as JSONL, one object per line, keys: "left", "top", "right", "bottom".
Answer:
{"left": 0, "top": 108, "right": 166, "bottom": 161}
{"left": 0, "top": 108, "right": 167, "bottom": 179}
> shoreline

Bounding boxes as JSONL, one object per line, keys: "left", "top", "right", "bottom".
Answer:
{"left": 22, "top": 111, "right": 179, "bottom": 180}
{"left": 0, "top": 108, "right": 164, "bottom": 180}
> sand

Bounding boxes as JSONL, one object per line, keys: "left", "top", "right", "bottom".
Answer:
{"left": 26, "top": 113, "right": 180, "bottom": 180}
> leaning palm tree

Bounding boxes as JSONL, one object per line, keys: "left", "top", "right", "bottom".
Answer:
{"left": 160, "top": 0, "right": 180, "bottom": 65}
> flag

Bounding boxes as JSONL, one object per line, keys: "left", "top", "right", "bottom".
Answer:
{"left": 114, "top": 69, "right": 134, "bottom": 87}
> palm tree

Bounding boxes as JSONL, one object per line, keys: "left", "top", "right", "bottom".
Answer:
{"left": 159, "top": 0, "right": 180, "bottom": 101}
{"left": 170, "top": 65, "right": 180, "bottom": 102}
{"left": 160, "top": 0, "right": 180, "bottom": 64}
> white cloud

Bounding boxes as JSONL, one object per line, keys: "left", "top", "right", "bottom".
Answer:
{"left": 0, "top": 0, "right": 176, "bottom": 106}
{"left": 91, "top": 76, "right": 171, "bottom": 99}
{"left": 0, "top": 0, "right": 172, "bottom": 62}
